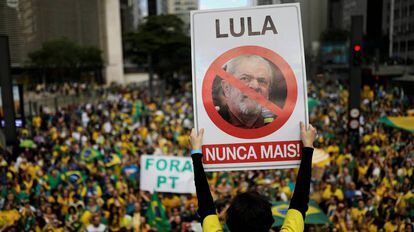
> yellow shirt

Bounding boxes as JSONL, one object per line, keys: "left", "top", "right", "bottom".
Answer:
{"left": 384, "top": 221, "right": 397, "bottom": 232}
{"left": 351, "top": 207, "right": 367, "bottom": 223}
{"left": 322, "top": 186, "right": 344, "bottom": 201}
{"left": 326, "top": 145, "right": 339, "bottom": 154}
{"left": 358, "top": 165, "right": 369, "bottom": 176}
{"left": 177, "top": 135, "right": 189, "bottom": 147}
{"left": 0, "top": 209, "right": 20, "bottom": 227}
{"left": 202, "top": 209, "right": 304, "bottom": 232}
{"left": 368, "top": 222, "right": 378, "bottom": 232}
{"left": 162, "top": 196, "right": 181, "bottom": 213}
{"left": 80, "top": 210, "right": 93, "bottom": 225}
{"left": 281, "top": 186, "right": 292, "bottom": 198}
{"left": 333, "top": 189, "right": 344, "bottom": 201}
{"left": 33, "top": 116, "right": 41, "bottom": 128}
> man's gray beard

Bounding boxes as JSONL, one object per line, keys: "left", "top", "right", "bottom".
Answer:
{"left": 239, "top": 99, "right": 262, "bottom": 116}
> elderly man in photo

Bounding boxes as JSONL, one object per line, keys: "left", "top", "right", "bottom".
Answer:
{"left": 219, "top": 55, "right": 274, "bottom": 128}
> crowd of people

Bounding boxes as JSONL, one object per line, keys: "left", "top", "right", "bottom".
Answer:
{"left": 24, "top": 83, "right": 101, "bottom": 100}
{"left": 306, "top": 75, "right": 413, "bottom": 231}
{"left": 0, "top": 74, "right": 412, "bottom": 231}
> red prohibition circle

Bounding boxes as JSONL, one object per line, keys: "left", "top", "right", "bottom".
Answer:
{"left": 202, "top": 45, "right": 298, "bottom": 139}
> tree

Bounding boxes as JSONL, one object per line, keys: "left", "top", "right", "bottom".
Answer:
{"left": 125, "top": 14, "right": 191, "bottom": 95}
{"left": 28, "top": 38, "right": 103, "bottom": 83}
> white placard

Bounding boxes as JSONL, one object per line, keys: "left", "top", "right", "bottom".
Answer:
{"left": 191, "top": 4, "right": 308, "bottom": 171}
{"left": 140, "top": 155, "right": 195, "bottom": 193}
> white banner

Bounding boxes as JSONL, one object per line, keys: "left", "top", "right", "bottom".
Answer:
{"left": 191, "top": 4, "right": 308, "bottom": 171}
{"left": 140, "top": 155, "right": 195, "bottom": 194}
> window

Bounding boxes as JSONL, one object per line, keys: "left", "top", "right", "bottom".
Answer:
{"left": 394, "top": 9, "right": 400, "bottom": 19}
{"left": 408, "top": 40, "right": 414, "bottom": 51}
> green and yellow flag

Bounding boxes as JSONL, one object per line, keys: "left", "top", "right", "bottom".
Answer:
{"left": 379, "top": 116, "right": 414, "bottom": 133}
{"left": 146, "top": 192, "right": 171, "bottom": 232}
{"left": 81, "top": 148, "right": 103, "bottom": 163}
{"left": 272, "top": 200, "right": 331, "bottom": 226}
{"left": 62, "top": 170, "right": 84, "bottom": 185}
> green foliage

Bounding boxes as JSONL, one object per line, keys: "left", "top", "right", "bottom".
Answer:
{"left": 125, "top": 14, "right": 191, "bottom": 79}
{"left": 79, "top": 46, "right": 104, "bottom": 71}
{"left": 28, "top": 38, "right": 103, "bottom": 80}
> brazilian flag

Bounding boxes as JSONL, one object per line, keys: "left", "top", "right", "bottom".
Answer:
{"left": 63, "top": 170, "right": 84, "bottom": 185}
{"left": 272, "top": 200, "right": 331, "bottom": 226}
{"left": 81, "top": 148, "right": 103, "bottom": 163}
{"left": 146, "top": 193, "right": 171, "bottom": 232}
{"left": 104, "top": 153, "right": 122, "bottom": 167}
{"left": 379, "top": 116, "right": 414, "bottom": 133}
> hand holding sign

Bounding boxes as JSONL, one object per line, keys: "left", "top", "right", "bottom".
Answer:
{"left": 191, "top": 4, "right": 308, "bottom": 171}
{"left": 190, "top": 128, "right": 204, "bottom": 150}
{"left": 300, "top": 122, "right": 316, "bottom": 148}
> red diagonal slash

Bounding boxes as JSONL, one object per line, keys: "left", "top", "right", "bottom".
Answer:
{"left": 215, "top": 66, "right": 283, "bottom": 116}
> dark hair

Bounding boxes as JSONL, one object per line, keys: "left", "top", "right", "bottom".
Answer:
{"left": 226, "top": 191, "right": 274, "bottom": 232}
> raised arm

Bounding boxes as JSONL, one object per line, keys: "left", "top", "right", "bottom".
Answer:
{"left": 189, "top": 129, "right": 222, "bottom": 231}
{"left": 281, "top": 122, "right": 316, "bottom": 231}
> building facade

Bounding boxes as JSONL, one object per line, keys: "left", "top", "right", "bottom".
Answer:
{"left": 342, "top": 0, "right": 368, "bottom": 32}
{"left": 251, "top": 0, "right": 328, "bottom": 54}
{"left": 0, "top": 0, "right": 125, "bottom": 83}
{"left": 383, "top": 0, "right": 414, "bottom": 60}
{"left": 165, "top": 0, "right": 198, "bottom": 31}
{"left": 120, "top": 0, "right": 148, "bottom": 33}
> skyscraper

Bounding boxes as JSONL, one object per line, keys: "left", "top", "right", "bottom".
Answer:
{"left": 120, "top": 0, "right": 148, "bottom": 33}
{"left": 251, "top": 0, "right": 328, "bottom": 54}
{"left": 342, "top": 0, "right": 368, "bottom": 32}
{"left": 383, "top": 0, "right": 414, "bottom": 60}
{"left": 166, "top": 0, "right": 198, "bottom": 31}
{"left": 0, "top": 0, "right": 125, "bottom": 83}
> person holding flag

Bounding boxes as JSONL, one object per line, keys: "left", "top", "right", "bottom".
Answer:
{"left": 145, "top": 192, "right": 171, "bottom": 231}
{"left": 189, "top": 122, "right": 316, "bottom": 231}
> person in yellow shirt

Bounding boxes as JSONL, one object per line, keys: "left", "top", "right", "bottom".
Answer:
{"left": 323, "top": 184, "right": 344, "bottom": 202}
{"left": 162, "top": 194, "right": 181, "bottom": 215}
{"left": 189, "top": 123, "right": 317, "bottom": 232}
{"left": 384, "top": 220, "right": 398, "bottom": 232}
{"left": 57, "top": 189, "right": 74, "bottom": 215}
{"left": 351, "top": 199, "right": 367, "bottom": 224}
{"left": 0, "top": 203, "right": 20, "bottom": 229}
{"left": 32, "top": 116, "right": 42, "bottom": 128}
{"left": 106, "top": 190, "right": 125, "bottom": 209}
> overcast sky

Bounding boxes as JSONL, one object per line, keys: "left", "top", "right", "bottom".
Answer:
{"left": 199, "top": 0, "right": 250, "bottom": 10}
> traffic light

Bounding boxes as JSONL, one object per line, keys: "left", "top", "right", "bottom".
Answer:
{"left": 348, "top": 16, "right": 363, "bottom": 153}
{"left": 350, "top": 16, "right": 363, "bottom": 67}
{"left": 352, "top": 43, "right": 362, "bottom": 66}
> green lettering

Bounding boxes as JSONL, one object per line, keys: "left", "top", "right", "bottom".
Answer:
{"left": 157, "top": 176, "right": 167, "bottom": 187}
{"left": 156, "top": 159, "right": 167, "bottom": 171}
{"left": 145, "top": 158, "right": 154, "bottom": 170}
{"left": 182, "top": 160, "right": 193, "bottom": 172}
{"left": 170, "top": 159, "right": 180, "bottom": 172}
{"left": 169, "top": 176, "right": 179, "bottom": 189}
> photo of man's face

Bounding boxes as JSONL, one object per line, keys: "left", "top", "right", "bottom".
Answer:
{"left": 212, "top": 54, "right": 287, "bottom": 129}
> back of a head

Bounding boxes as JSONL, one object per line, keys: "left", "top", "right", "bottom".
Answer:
{"left": 226, "top": 191, "right": 274, "bottom": 232}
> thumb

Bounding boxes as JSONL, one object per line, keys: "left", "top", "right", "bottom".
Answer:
{"left": 199, "top": 128, "right": 205, "bottom": 138}
{"left": 300, "top": 121, "right": 305, "bottom": 132}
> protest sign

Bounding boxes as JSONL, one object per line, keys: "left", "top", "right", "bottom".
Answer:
{"left": 191, "top": 4, "right": 308, "bottom": 171}
{"left": 140, "top": 155, "right": 195, "bottom": 193}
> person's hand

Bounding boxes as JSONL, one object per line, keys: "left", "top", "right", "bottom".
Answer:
{"left": 300, "top": 122, "right": 316, "bottom": 148}
{"left": 189, "top": 128, "right": 204, "bottom": 150}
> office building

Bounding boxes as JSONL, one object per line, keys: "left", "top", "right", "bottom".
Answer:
{"left": 252, "top": 0, "right": 328, "bottom": 54}
{"left": 0, "top": 0, "right": 125, "bottom": 83}
{"left": 383, "top": 0, "right": 414, "bottom": 60}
